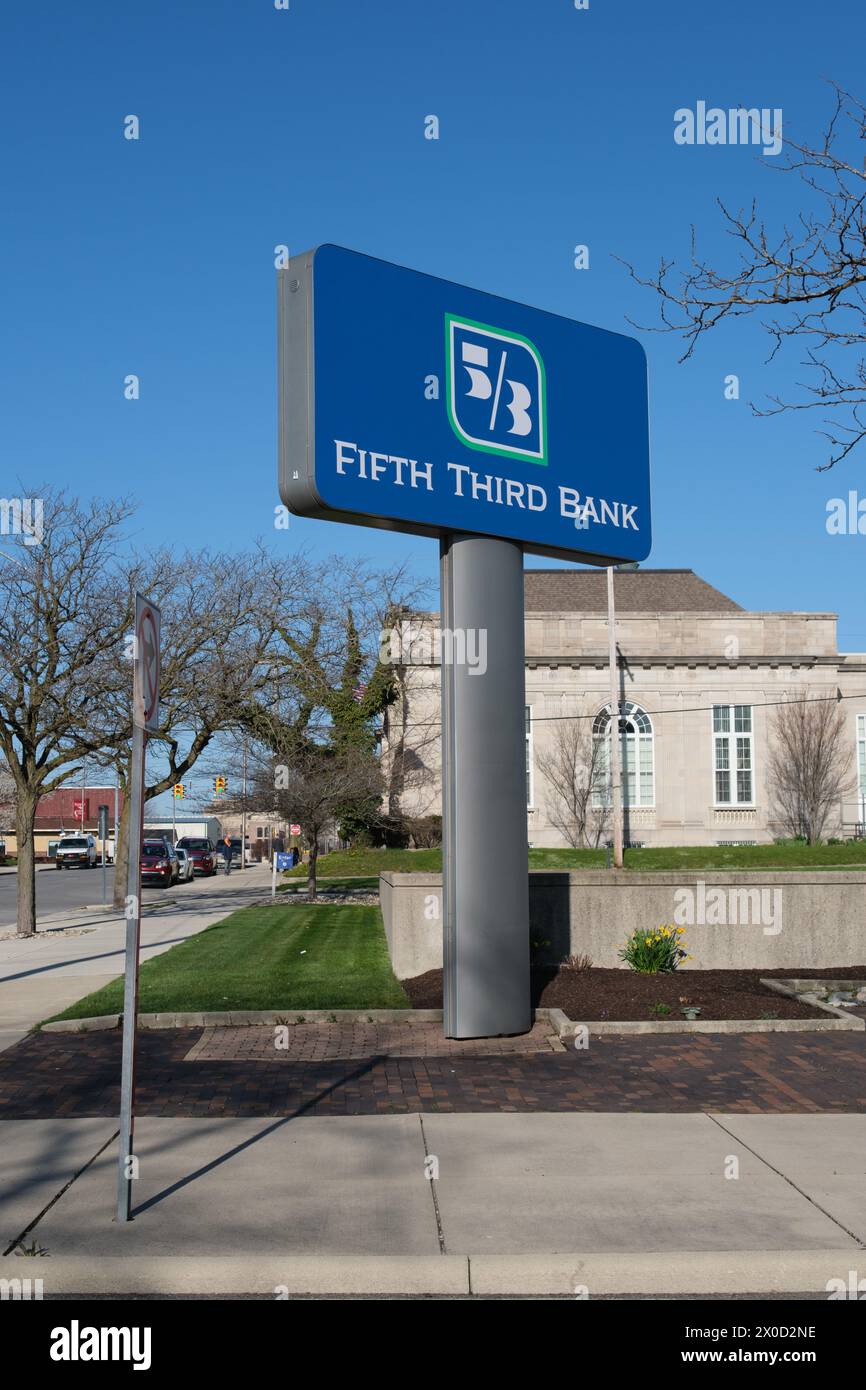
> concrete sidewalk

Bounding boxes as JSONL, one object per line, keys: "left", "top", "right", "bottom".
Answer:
{"left": 2, "top": 1112, "right": 864, "bottom": 1294}
{"left": 0, "top": 866, "right": 272, "bottom": 1052}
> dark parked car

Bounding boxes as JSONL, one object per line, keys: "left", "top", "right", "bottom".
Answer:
{"left": 175, "top": 837, "right": 216, "bottom": 876}
{"left": 140, "top": 839, "right": 180, "bottom": 887}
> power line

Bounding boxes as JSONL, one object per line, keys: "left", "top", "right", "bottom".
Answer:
{"left": 111, "top": 688, "right": 866, "bottom": 739}
{"left": 380, "top": 686, "right": 866, "bottom": 731}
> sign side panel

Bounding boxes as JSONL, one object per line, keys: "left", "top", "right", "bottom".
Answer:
{"left": 278, "top": 253, "right": 321, "bottom": 515}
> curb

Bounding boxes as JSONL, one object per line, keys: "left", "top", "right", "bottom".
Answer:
{"left": 469, "top": 1250, "right": 862, "bottom": 1297}
{"left": 0, "top": 1255, "right": 468, "bottom": 1297}
{"left": 39, "top": 999, "right": 864, "bottom": 1035}
{"left": 41, "top": 1008, "right": 446, "bottom": 1033}
{"left": 1, "top": 1250, "right": 856, "bottom": 1297}
{"left": 556, "top": 1016, "right": 862, "bottom": 1035}
{"left": 762, "top": 976, "right": 866, "bottom": 1027}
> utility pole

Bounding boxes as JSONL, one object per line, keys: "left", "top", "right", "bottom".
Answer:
{"left": 606, "top": 566, "right": 623, "bottom": 869}
{"left": 81, "top": 759, "right": 87, "bottom": 831}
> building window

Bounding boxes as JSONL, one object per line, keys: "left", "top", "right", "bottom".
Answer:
{"left": 256, "top": 827, "right": 264, "bottom": 839}
{"left": 592, "top": 702, "right": 654, "bottom": 808}
{"left": 713, "top": 705, "right": 754, "bottom": 805}
{"left": 525, "top": 706, "right": 533, "bottom": 807}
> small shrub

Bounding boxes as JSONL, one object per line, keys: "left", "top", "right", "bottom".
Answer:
{"left": 407, "top": 814, "right": 443, "bottom": 848}
{"left": 619, "top": 925, "right": 690, "bottom": 973}
{"left": 650, "top": 1002, "right": 672, "bottom": 1018}
{"left": 563, "top": 953, "right": 593, "bottom": 973}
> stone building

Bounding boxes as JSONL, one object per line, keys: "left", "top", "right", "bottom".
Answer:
{"left": 380, "top": 568, "right": 866, "bottom": 848}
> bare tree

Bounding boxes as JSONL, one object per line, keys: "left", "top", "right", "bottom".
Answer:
{"left": 86, "top": 546, "right": 294, "bottom": 908}
{"left": 0, "top": 491, "right": 141, "bottom": 934}
{"left": 247, "top": 744, "right": 382, "bottom": 898}
{"left": 536, "top": 718, "right": 610, "bottom": 849}
{"left": 0, "top": 756, "right": 15, "bottom": 842}
{"left": 379, "top": 610, "right": 444, "bottom": 825}
{"left": 766, "top": 695, "right": 855, "bottom": 842}
{"left": 623, "top": 84, "right": 866, "bottom": 469}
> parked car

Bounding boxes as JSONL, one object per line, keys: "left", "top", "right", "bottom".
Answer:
{"left": 174, "top": 846, "right": 195, "bottom": 884}
{"left": 175, "top": 837, "right": 217, "bottom": 876}
{"left": 55, "top": 834, "right": 98, "bottom": 869}
{"left": 140, "top": 839, "right": 180, "bottom": 887}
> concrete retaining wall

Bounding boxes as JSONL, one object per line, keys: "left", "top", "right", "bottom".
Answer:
{"left": 379, "top": 870, "right": 866, "bottom": 978}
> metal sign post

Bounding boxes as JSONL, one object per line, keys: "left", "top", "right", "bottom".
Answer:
{"left": 116, "top": 594, "right": 161, "bottom": 1223}
{"left": 607, "top": 567, "right": 624, "bottom": 869}
{"left": 441, "top": 534, "right": 531, "bottom": 1037}
{"left": 278, "top": 245, "right": 651, "bottom": 1038}
{"left": 98, "top": 804, "right": 109, "bottom": 906}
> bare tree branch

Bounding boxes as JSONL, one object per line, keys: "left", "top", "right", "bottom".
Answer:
{"left": 620, "top": 83, "right": 866, "bottom": 469}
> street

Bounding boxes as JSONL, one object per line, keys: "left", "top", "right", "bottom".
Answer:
{"left": 0, "top": 863, "right": 247, "bottom": 931}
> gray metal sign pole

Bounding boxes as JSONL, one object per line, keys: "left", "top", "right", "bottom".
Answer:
{"left": 440, "top": 533, "right": 531, "bottom": 1039}
{"left": 116, "top": 593, "right": 159, "bottom": 1224}
{"left": 116, "top": 720, "right": 146, "bottom": 1222}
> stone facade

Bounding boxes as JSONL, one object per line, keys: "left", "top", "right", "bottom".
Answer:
{"left": 380, "top": 569, "right": 866, "bottom": 848}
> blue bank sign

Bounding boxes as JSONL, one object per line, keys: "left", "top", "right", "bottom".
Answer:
{"left": 278, "top": 245, "right": 651, "bottom": 562}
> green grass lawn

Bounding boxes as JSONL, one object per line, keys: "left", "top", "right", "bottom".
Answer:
{"left": 286, "top": 846, "right": 443, "bottom": 877}
{"left": 285, "top": 840, "right": 866, "bottom": 880}
{"left": 48, "top": 903, "right": 410, "bottom": 1022}
{"left": 279, "top": 875, "right": 379, "bottom": 894}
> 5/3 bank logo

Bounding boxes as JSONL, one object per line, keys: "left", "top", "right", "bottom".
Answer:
{"left": 445, "top": 314, "right": 547, "bottom": 465}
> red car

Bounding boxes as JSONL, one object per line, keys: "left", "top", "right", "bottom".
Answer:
{"left": 175, "top": 836, "right": 216, "bottom": 876}
{"left": 140, "top": 839, "right": 180, "bottom": 887}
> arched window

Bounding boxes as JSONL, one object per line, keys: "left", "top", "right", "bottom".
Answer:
{"left": 592, "top": 702, "right": 655, "bottom": 807}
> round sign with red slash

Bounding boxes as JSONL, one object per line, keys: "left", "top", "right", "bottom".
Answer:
{"left": 134, "top": 595, "right": 161, "bottom": 731}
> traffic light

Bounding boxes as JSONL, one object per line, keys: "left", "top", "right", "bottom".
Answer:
{"left": 213, "top": 776, "right": 227, "bottom": 795}
{"left": 173, "top": 783, "right": 185, "bottom": 800}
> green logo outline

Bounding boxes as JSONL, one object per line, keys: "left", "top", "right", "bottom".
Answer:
{"left": 445, "top": 313, "right": 548, "bottom": 467}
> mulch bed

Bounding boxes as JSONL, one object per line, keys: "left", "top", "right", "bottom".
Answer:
{"left": 402, "top": 965, "right": 866, "bottom": 1021}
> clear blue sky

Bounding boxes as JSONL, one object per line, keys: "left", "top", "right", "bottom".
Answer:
{"left": 3, "top": 0, "right": 865, "bottom": 649}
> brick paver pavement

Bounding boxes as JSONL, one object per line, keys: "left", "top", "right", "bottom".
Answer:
{"left": 1, "top": 1027, "right": 865, "bottom": 1118}
{"left": 184, "top": 1020, "right": 565, "bottom": 1061}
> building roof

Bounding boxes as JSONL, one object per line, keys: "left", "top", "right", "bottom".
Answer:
{"left": 523, "top": 568, "right": 743, "bottom": 614}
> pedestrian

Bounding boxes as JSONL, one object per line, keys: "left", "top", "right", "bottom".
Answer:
{"left": 219, "top": 835, "right": 233, "bottom": 876}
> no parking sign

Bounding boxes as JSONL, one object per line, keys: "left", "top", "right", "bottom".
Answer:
{"left": 133, "top": 595, "right": 161, "bottom": 731}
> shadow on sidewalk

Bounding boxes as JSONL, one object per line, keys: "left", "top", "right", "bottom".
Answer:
{"left": 132, "top": 1055, "right": 383, "bottom": 1219}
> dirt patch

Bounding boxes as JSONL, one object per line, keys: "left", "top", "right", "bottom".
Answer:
{"left": 0, "top": 926, "right": 96, "bottom": 942}
{"left": 402, "top": 966, "right": 866, "bottom": 1021}
{"left": 270, "top": 891, "right": 379, "bottom": 906}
